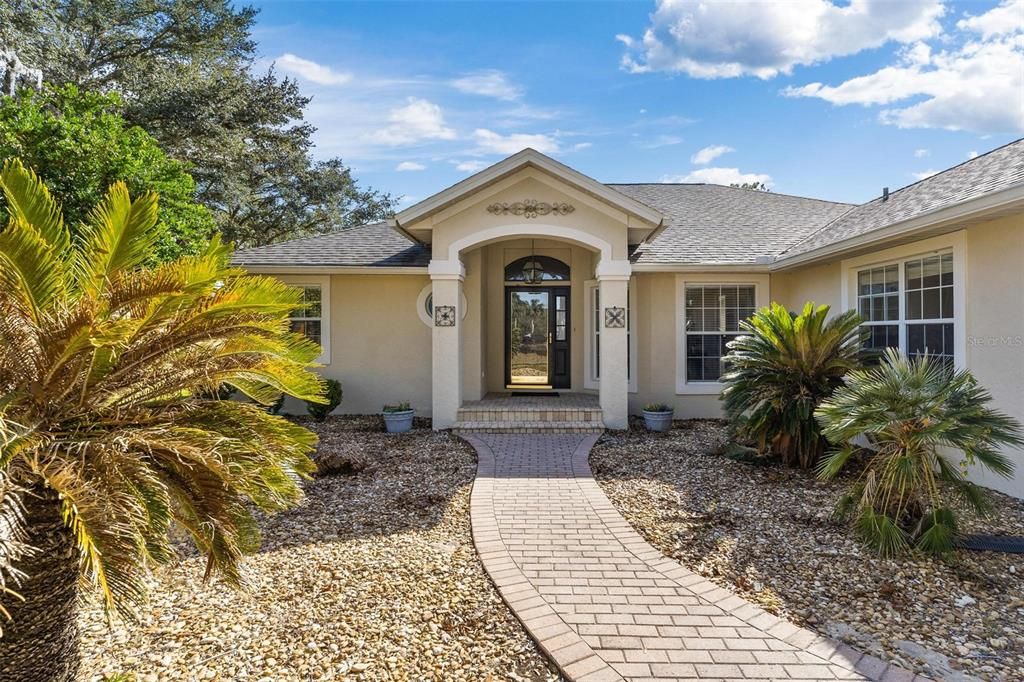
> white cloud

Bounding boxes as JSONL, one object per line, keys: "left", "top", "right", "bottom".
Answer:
{"left": 276, "top": 53, "right": 353, "bottom": 85}
{"left": 451, "top": 70, "right": 523, "bottom": 101}
{"left": 690, "top": 144, "right": 734, "bottom": 165}
{"left": 662, "top": 167, "right": 773, "bottom": 187}
{"left": 967, "top": 150, "right": 980, "bottom": 159}
{"left": 618, "top": 0, "right": 944, "bottom": 79}
{"left": 912, "top": 169, "right": 940, "bottom": 180}
{"left": 369, "top": 98, "right": 457, "bottom": 146}
{"left": 572, "top": 142, "right": 593, "bottom": 151}
{"left": 396, "top": 161, "right": 426, "bottom": 171}
{"left": 472, "top": 128, "right": 560, "bottom": 155}
{"left": 783, "top": 1, "right": 1024, "bottom": 134}
{"left": 914, "top": 148, "right": 930, "bottom": 158}
{"left": 452, "top": 160, "right": 490, "bottom": 173}
{"left": 957, "top": 0, "right": 1024, "bottom": 38}
{"left": 642, "top": 134, "right": 684, "bottom": 149}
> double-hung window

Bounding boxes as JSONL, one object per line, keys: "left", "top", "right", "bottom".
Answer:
{"left": 855, "top": 250, "right": 956, "bottom": 366}
{"left": 683, "top": 285, "right": 756, "bottom": 383}
{"left": 289, "top": 285, "right": 323, "bottom": 347}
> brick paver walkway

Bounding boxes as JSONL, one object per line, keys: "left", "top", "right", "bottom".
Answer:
{"left": 464, "top": 433, "right": 927, "bottom": 682}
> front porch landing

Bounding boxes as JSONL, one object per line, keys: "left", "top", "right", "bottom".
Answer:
{"left": 454, "top": 392, "right": 604, "bottom": 433}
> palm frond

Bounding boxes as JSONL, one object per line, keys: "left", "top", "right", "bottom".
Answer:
{"left": 0, "top": 469, "right": 33, "bottom": 634}
{"left": 0, "top": 166, "right": 324, "bottom": 626}
{"left": 0, "top": 217, "right": 69, "bottom": 319}
{"left": 721, "top": 301, "right": 864, "bottom": 468}
{"left": 815, "top": 349, "right": 1022, "bottom": 556}
{"left": 0, "top": 159, "right": 70, "bottom": 257}
{"left": 77, "top": 183, "right": 160, "bottom": 296}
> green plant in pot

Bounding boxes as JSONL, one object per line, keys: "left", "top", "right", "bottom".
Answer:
{"left": 642, "top": 403, "right": 674, "bottom": 432}
{"left": 382, "top": 401, "right": 414, "bottom": 433}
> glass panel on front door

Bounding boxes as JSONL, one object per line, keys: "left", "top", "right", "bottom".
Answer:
{"left": 509, "top": 290, "right": 550, "bottom": 386}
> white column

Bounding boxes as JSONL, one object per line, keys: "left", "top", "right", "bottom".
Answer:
{"left": 597, "top": 260, "right": 632, "bottom": 430}
{"left": 429, "top": 259, "right": 464, "bottom": 430}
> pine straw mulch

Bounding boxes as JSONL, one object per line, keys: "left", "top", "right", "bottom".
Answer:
{"left": 590, "top": 418, "right": 1024, "bottom": 682}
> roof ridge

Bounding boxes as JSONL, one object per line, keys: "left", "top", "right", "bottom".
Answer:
{"left": 608, "top": 182, "right": 854, "bottom": 206}
{"left": 775, "top": 137, "right": 1024, "bottom": 261}
{"left": 882, "top": 137, "right": 1024, "bottom": 200}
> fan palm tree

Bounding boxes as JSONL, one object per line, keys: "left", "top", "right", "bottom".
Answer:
{"left": 0, "top": 159, "right": 325, "bottom": 681}
{"left": 720, "top": 302, "right": 865, "bottom": 468}
{"left": 816, "top": 349, "right": 1022, "bottom": 556}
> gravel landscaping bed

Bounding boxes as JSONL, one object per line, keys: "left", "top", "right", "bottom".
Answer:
{"left": 79, "top": 416, "right": 560, "bottom": 682}
{"left": 591, "top": 419, "right": 1024, "bottom": 682}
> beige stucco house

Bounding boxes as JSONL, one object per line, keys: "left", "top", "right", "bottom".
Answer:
{"left": 234, "top": 141, "right": 1024, "bottom": 497}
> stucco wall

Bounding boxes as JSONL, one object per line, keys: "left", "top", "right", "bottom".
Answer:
{"left": 772, "top": 261, "right": 842, "bottom": 313}
{"left": 963, "top": 215, "right": 1024, "bottom": 497}
{"left": 777, "top": 214, "right": 1024, "bottom": 497}
{"left": 275, "top": 273, "right": 433, "bottom": 417}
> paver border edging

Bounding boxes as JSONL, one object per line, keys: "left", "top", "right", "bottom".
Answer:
{"left": 578, "top": 438, "right": 932, "bottom": 682}
{"left": 464, "top": 433, "right": 624, "bottom": 682}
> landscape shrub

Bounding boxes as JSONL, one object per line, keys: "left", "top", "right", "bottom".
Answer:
{"left": 816, "top": 349, "right": 1023, "bottom": 556}
{"left": 307, "top": 379, "right": 343, "bottom": 421}
{"left": 721, "top": 302, "right": 865, "bottom": 469}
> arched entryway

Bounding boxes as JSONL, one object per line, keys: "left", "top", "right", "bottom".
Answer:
{"left": 504, "top": 255, "right": 571, "bottom": 389}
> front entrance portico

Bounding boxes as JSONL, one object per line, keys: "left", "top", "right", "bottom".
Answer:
{"left": 391, "top": 148, "right": 664, "bottom": 431}
{"left": 427, "top": 245, "right": 634, "bottom": 430}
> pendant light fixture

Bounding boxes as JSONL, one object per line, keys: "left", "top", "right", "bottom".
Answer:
{"left": 522, "top": 239, "right": 544, "bottom": 284}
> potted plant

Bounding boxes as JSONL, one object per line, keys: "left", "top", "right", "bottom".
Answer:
{"left": 642, "top": 402, "right": 674, "bottom": 432}
{"left": 382, "top": 401, "right": 414, "bottom": 433}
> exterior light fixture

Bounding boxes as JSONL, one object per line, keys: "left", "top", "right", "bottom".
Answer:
{"left": 522, "top": 240, "right": 544, "bottom": 284}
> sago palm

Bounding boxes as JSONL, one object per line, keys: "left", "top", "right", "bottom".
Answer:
{"left": 0, "top": 159, "right": 325, "bottom": 681}
{"left": 816, "top": 349, "right": 1022, "bottom": 557}
{"left": 720, "top": 302, "right": 865, "bottom": 468}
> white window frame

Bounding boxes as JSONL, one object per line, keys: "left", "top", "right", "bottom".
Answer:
{"left": 675, "top": 274, "right": 770, "bottom": 395}
{"left": 276, "top": 274, "right": 331, "bottom": 365}
{"left": 583, "top": 280, "right": 638, "bottom": 393}
{"left": 840, "top": 231, "right": 966, "bottom": 369}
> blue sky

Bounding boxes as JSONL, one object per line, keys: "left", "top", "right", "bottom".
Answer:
{"left": 249, "top": 0, "right": 1023, "bottom": 206}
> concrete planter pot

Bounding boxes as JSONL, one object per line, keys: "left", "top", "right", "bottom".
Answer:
{"left": 383, "top": 409, "right": 415, "bottom": 433}
{"left": 642, "top": 409, "right": 674, "bottom": 432}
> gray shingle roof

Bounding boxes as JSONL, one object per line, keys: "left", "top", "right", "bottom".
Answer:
{"left": 779, "top": 139, "right": 1024, "bottom": 260}
{"left": 230, "top": 139, "right": 1022, "bottom": 269}
{"left": 232, "top": 222, "right": 429, "bottom": 268}
{"left": 610, "top": 184, "right": 852, "bottom": 265}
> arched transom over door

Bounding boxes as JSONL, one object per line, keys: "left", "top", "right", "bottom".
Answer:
{"left": 505, "top": 256, "right": 571, "bottom": 390}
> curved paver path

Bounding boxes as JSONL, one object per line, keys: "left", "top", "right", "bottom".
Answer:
{"left": 464, "top": 433, "right": 928, "bottom": 682}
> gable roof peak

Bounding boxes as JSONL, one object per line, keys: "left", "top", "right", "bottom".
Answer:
{"left": 393, "top": 148, "right": 665, "bottom": 231}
